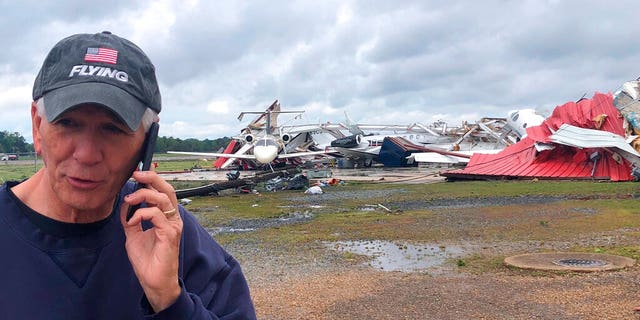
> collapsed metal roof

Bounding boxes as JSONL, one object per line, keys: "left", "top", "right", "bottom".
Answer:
{"left": 441, "top": 93, "right": 638, "bottom": 181}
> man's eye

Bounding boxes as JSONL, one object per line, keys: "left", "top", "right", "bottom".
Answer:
{"left": 54, "top": 118, "right": 77, "bottom": 128}
{"left": 103, "top": 124, "right": 126, "bottom": 134}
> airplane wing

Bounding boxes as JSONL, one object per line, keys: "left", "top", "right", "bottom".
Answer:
{"left": 168, "top": 149, "right": 335, "bottom": 160}
{"left": 277, "top": 149, "right": 337, "bottom": 158}
{"left": 167, "top": 151, "right": 258, "bottom": 160}
{"left": 409, "top": 153, "right": 471, "bottom": 164}
{"left": 411, "top": 149, "right": 502, "bottom": 164}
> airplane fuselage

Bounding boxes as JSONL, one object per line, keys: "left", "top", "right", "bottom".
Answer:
{"left": 253, "top": 136, "right": 280, "bottom": 164}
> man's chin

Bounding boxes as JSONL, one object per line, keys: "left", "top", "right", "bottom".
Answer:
{"left": 58, "top": 187, "right": 118, "bottom": 214}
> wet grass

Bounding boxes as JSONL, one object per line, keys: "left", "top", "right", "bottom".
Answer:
{"left": 184, "top": 180, "right": 640, "bottom": 258}
{"left": 385, "top": 179, "right": 640, "bottom": 200}
{"left": 197, "top": 180, "right": 640, "bottom": 275}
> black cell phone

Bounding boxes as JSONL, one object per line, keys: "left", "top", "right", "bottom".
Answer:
{"left": 126, "top": 122, "right": 160, "bottom": 221}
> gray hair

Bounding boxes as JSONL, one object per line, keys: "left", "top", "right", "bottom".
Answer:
{"left": 34, "top": 98, "right": 158, "bottom": 132}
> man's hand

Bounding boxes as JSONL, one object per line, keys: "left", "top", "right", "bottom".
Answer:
{"left": 121, "top": 170, "right": 183, "bottom": 312}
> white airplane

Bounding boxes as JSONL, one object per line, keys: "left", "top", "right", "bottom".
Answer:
{"left": 329, "top": 130, "right": 452, "bottom": 167}
{"left": 506, "top": 109, "right": 545, "bottom": 139}
{"left": 169, "top": 101, "right": 333, "bottom": 169}
{"left": 323, "top": 114, "right": 458, "bottom": 167}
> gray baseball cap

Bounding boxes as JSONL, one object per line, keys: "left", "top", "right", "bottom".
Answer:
{"left": 32, "top": 31, "right": 161, "bottom": 131}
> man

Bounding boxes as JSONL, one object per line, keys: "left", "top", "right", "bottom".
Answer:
{"left": 0, "top": 31, "right": 256, "bottom": 319}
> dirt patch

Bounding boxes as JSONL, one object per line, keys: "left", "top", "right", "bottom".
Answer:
{"left": 236, "top": 245, "right": 640, "bottom": 320}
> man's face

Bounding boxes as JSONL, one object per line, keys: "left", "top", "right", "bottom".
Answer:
{"left": 32, "top": 103, "right": 146, "bottom": 213}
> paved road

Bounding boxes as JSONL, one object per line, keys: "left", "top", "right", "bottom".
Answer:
{"left": 0, "top": 159, "right": 41, "bottom": 166}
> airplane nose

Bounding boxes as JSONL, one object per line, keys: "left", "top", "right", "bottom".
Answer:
{"left": 254, "top": 145, "right": 278, "bottom": 163}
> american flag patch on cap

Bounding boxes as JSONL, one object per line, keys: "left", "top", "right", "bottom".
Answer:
{"left": 84, "top": 47, "right": 118, "bottom": 64}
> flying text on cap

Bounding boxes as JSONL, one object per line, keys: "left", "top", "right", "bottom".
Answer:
{"left": 68, "top": 65, "right": 128, "bottom": 82}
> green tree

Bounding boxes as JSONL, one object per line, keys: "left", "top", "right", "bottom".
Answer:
{"left": 0, "top": 131, "right": 33, "bottom": 154}
{"left": 154, "top": 136, "right": 230, "bottom": 153}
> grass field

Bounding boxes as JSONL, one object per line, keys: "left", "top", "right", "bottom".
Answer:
{"left": 0, "top": 155, "right": 209, "bottom": 182}
{"left": 0, "top": 161, "right": 42, "bottom": 182}
{"left": 184, "top": 178, "right": 640, "bottom": 262}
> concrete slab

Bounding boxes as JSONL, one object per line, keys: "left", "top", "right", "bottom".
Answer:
{"left": 159, "top": 167, "right": 447, "bottom": 184}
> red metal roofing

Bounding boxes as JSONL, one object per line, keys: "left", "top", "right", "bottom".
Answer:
{"left": 213, "top": 139, "right": 238, "bottom": 169}
{"left": 442, "top": 93, "right": 635, "bottom": 181}
{"left": 527, "top": 92, "right": 626, "bottom": 142}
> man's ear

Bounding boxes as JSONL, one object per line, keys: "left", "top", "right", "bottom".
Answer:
{"left": 31, "top": 101, "right": 43, "bottom": 155}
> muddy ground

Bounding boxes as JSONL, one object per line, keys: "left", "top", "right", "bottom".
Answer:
{"left": 226, "top": 192, "right": 640, "bottom": 319}
{"left": 185, "top": 170, "right": 640, "bottom": 319}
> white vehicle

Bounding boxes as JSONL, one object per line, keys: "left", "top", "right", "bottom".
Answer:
{"left": 1, "top": 154, "right": 18, "bottom": 161}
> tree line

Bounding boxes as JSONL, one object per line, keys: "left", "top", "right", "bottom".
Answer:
{"left": 0, "top": 132, "right": 32, "bottom": 154}
{"left": 156, "top": 136, "right": 231, "bottom": 153}
{"left": 0, "top": 131, "right": 230, "bottom": 154}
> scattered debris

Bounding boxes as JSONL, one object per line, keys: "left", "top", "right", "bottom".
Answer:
{"left": 175, "top": 168, "right": 300, "bottom": 199}
{"left": 305, "top": 186, "right": 323, "bottom": 195}
{"left": 265, "top": 173, "right": 309, "bottom": 191}
{"left": 265, "top": 176, "right": 286, "bottom": 191}
{"left": 226, "top": 170, "right": 240, "bottom": 180}
{"left": 305, "top": 168, "right": 332, "bottom": 179}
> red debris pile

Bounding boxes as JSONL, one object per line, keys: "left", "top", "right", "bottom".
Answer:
{"left": 441, "top": 93, "right": 638, "bottom": 181}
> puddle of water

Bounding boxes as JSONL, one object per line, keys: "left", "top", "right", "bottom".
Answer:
{"left": 277, "top": 205, "right": 326, "bottom": 209}
{"left": 327, "top": 240, "right": 467, "bottom": 272}
{"left": 206, "top": 211, "right": 315, "bottom": 236}
{"left": 209, "top": 227, "right": 256, "bottom": 235}
{"left": 278, "top": 211, "right": 314, "bottom": 221}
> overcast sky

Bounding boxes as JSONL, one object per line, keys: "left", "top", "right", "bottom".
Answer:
{"left": 1, "top": 1, "right": 639, "bottom": 141}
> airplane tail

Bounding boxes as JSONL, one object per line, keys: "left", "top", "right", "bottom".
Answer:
{"left": 246, "top": 100, "right": 281, "bottom": 133}
{"left": 344, "top": 111, "right": 364, "bottom": 135}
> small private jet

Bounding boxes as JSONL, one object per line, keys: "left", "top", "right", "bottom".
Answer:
{"left": 320, "top": 112, "right": 467, "bottom": 167}
{"left": 168, "top": 100, "right": 333, "bottom": 169}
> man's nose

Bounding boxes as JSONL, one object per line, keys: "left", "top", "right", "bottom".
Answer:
{"left": 73, "top": 133, "right": 104, "bottom": 165}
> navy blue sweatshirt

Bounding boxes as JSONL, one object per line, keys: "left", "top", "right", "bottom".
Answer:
{"left": 0, "top": 181, "right": 256, "bottom": 319}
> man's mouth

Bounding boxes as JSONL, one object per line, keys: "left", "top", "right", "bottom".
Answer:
{"left": 66, "top": 176, "right": 102, "bottom": 189}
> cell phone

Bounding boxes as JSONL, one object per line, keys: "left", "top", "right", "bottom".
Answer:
{"left": 126, "top": 122, "right": 160, "bottom": 221}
